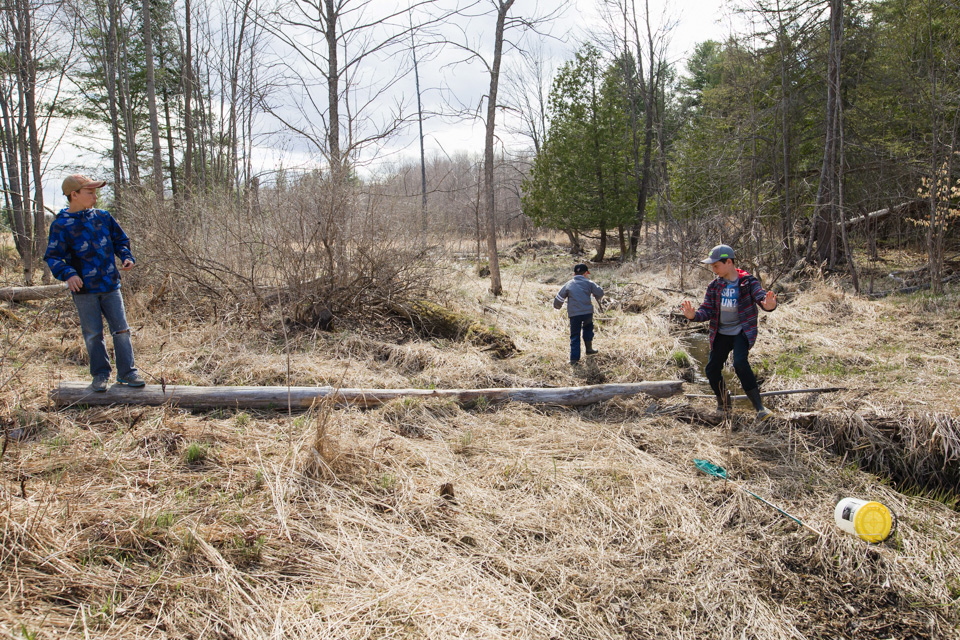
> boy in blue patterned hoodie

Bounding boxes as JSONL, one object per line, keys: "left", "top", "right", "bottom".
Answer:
{"left": 681, "top": 245, "right": 777, "bottom": 419}
{"left": 44, "top": 175, "right": 145, "bottom": 392}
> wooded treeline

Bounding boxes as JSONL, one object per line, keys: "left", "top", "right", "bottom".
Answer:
{"left": 525, "top": 0, "right": 959, "bottom": 292}
{"left": 1, "top": 0, "right": 958, "bottom": 298}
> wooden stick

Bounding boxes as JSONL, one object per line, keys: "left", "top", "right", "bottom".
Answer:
{"left": 51, "top": 380, "right": 684, "bottom": 410}
{"left": 685, "top": 387, "right": 845, "bottom": 400}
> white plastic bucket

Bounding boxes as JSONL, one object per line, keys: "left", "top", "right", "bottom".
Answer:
{"left": 834, "top": 498, "right": 894, "bottom": 543}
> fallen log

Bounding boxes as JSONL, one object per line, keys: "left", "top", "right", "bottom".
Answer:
{"left": 835, "top": 200, "right": 921, "bottom": 229}
{"left": 51, "top": 380, "right": 684, "bottom": 410}
{"left": 0, "top": 283, "right": 69, "bottom": 302}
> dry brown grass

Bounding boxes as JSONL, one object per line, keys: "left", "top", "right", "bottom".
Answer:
{"left": 1, "top": 245, "right": 959, "bottom": 639}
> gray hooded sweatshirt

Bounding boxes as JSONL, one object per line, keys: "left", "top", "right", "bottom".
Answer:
{"left": 554, "top": 275, "right": 603, "bottom": 317}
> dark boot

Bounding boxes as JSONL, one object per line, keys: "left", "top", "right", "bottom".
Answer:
{"left": 584, "top": 341, "right": 599, "bottom": 356}
{"left": 745, "top": 387, "right": 773, "bottom": 421}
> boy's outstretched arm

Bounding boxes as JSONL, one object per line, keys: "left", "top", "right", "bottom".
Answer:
{"left": 553, "top": 285, "right": 568, "bottom": 310}
{"left": 681, "top": 289, "right": 715, "bottom": 321}
{"left": 760, "top": 290, "right": 777, "bottom": 311}
{"left": 750, "top": 279, "right": 777, "bottom": 311}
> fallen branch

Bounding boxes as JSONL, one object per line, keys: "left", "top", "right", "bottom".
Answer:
{"left": 0, "top": 283, "right": 69, "bottom": 302}
{"left": 836, "top": 200, "right": 921, "bottom": 228}
{"left": 51, "top": 380, "right": 684, "bottom": 410}
{"left": 685, "top": 387, "right": 846, "bottom": 400}
{"left": 867, "top": 273, "right": 960, "bottom": 299}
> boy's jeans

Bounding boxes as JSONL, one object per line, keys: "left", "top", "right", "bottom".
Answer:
{"left": 72, "top": 289, "right": 137, "bottom": 379}
{"left": 705, "top": 331, "right": 758, "bottom": 396}
{"left": 569, "top": 313, "right": 594, "bottom": 362}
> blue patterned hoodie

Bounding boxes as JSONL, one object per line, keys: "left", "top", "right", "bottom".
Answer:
{"left": 44, "top": 208, "right": 134, "bottom": 294}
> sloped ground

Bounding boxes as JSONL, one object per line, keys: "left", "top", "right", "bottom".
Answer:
{"left": 1, "top": 249, "right": 958, "bottom": 639}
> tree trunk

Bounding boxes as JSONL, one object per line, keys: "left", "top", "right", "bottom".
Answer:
{"left": 106, "top": 0, "right": 124, "bottom": 211}
{"left": 51, "top": 380, "right": 684, "bottom": 410}
{"left": 482, "top": 0, "right": 514, "bottom": 297}
{"left": 142, "top": 0, "right": 164, "bottom": 201}
{"left": 324, "top": 0, "right": 341, "bottom": 175}
{"left": 18, "top": 0, "right": 48, "bottom": 283}
{"left": 595, "top": 225, "right": 607, "bottom": 261}
{"left": 411, "top": 12, "right": 427, "bottom": 235}
{"left": 182, "top": 0, "right": 194, "bottom": 198}
{"left": 229, "top": 0, "right": 252, "bottom": 193}
{"left": 0, "top": 86, "right": 27, "bottom": 275}
{"left": 808, "top": 0, "right": 842, "bottom": 266}
{"left": 158, "top": 30, "right": 178, "bottom": 200}
{"left": 118, "top": 9, "right": 141, "bottom": 186}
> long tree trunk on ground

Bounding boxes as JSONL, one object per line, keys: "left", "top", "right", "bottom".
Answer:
{"left": 483, "top": 0, "right": 515, "bottom": 297}
{"left": 142, "top": 0, "right": 164, "bottom": 201}
{"left": 52, "top": 380, "right": 684, "bottom": 409}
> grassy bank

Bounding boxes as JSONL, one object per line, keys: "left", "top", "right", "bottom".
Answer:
{"left": 2, "top": 246, "right": 959, "bottom": 639}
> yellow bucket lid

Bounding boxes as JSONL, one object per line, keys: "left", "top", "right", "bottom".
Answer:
{"left": 854, "top": 501, "right": 893, "bottom": 543}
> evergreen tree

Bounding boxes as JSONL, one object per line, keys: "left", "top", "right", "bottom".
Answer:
{"left": 523, "top": 45, "right": 635, "bottom": 259}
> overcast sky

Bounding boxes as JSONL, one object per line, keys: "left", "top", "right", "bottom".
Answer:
{"left": 44, "top": 0, "right": 737, "bottom": 210}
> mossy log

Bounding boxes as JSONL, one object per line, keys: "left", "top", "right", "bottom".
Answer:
{"left": 0, "top": 283, "right": 68, "bottom": 302}
{"left": 51, "top": 380, "right": 683, "bottom": 410}
{"left": 389, "top": 300, "right": 518, "bottom": 358}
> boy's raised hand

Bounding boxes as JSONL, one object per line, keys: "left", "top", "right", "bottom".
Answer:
{"left": 761, "top": 290, "right": 777, "bottom": 310}
{"left": 680, "top": 300, "right": 696, "bottom": 319}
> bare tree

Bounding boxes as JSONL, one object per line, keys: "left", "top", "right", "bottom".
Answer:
{"left": 142, "top": 0, "right": 164, "bottom": 200}
{"left": 443, "top": 0, "right": 563, "bottom": 295}
{"left": 806, "top": 0, "right": 842, "bottom": 266}
{"left": 479, "top": 0, "right": 515, "bottom": 295}
{"left": 1, "top": 0, "right": 74, "bottom": 284}
{"left": 599, "top": 0, "right": 672, "bottom": 259}
{"left": 409, "top": 8, "right": 428, "bottom": 234}
{"left": 263, "top": 0, "right": 446, "bottom": 177}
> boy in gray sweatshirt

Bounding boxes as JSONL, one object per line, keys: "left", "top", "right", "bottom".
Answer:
{"left": 554, "top": 263, "right": 604, "bottom": 364}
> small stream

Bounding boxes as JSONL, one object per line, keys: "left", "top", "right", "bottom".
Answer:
{"left": 679, "top": 332, "right": 737, "bottom": 391}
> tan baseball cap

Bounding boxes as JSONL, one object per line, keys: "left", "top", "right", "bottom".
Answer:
{"left": 62, "top": 174, "right": 107, "bottom": 196}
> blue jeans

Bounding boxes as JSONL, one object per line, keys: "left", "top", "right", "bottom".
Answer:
{"left": 72, "top": 289, "right": 137, "bottom": 379}
{"left": 569, "top": 313, "right": 594, "bottom": 362}
{"left": 705, "top": 331, "right": 757, "bottom": 397}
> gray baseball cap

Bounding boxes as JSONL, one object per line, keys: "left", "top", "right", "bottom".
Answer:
{"left": 701, "top": 244, "right": 735, "bottom": 264}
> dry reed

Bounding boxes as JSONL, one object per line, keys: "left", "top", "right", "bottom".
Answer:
{"left": 1, "top": 244, "right": 958, "bottom": 639}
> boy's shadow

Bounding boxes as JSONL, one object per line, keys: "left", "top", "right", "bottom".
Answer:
{"left": 572, "top": 357, "right": 607, "bottom": 385}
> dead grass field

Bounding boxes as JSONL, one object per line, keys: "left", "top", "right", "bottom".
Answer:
{"left": 2, "top": 242, "right": 959, "bottom": 639}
